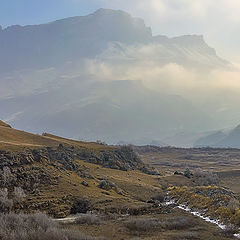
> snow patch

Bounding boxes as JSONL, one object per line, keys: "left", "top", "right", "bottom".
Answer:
{"left": 165, "top": 200, "right": 240, "bottom": 238}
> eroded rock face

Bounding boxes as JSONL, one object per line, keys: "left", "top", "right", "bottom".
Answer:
{"left": 0, "top": 144, "right": 152, "bottom": 173}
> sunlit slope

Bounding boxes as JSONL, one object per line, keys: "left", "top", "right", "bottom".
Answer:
{"left": 0, "top": 121, "right": 110, "bottom": 151}
{"left": 0, "top": 121, "right": 161, "bottom": 218}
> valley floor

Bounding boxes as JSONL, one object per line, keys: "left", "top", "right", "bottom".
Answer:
{"left": 0, "top": 124, "right": 239, "bottom": 239}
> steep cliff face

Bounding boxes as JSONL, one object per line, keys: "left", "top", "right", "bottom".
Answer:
{"left": 0, "top": 9, "right": 225, "bottom": 73}
{"left": 0, "top": 9, "right": 152, "bottom": 73}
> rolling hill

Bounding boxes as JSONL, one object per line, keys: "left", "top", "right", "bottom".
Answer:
{"left": 0, "top": 120, "right": 161, "bottom": 217}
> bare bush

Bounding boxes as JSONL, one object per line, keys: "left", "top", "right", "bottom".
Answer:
{"left": 75, "top": 214, "right": 102, "bottom": 225}
{"left": 169, "top": 231, "right": 201, "bottom": 240}
{"left": 0, "top": 188, "right": 8, "bottom": 199}
{"left": 0, "top": 212, "right": 107, "bottom": 240}
{"left": 193, "top": 168, "right": 219, "bottom": 186}
{"left": 0, "top": 188, "right": 13, "bottom": 213}
{"left": 125, "top": 218, "right": 160, "bottom": 233}
{"left": 162, "top": 216, "right": 197, "bottom": 230}
{"left": 2, "top": 167, "right": 12, "bottom": 187}
{"left": 14, "top": 187, "right": 26, "bottom": 203}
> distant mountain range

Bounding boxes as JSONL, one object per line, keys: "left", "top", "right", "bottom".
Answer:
{"left": 194, "top": 124, "right": 240, "bottom": 148}
{"left": 0, "top": 9, "right": 230, "bottom": 144}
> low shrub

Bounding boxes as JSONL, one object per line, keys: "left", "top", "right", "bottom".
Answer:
{"left": 13, "top": 187, "right": 26, "bottom": 203}
{"left": 216, "top": 226, "right": 239, "bottom": 238}
{"left": 0, "top": 212, "right": 107, "bottom": 240}
{"left": 71, "top": 196, "right": 92, "bottom": 214}
{"left": 162, "top": 216, "right": 197, "bottom": 230}
{"left": 125, "top": 217, "right": 160, "bottom": 232}
{"left": 98, "top": 180, "right": 117, "bottom": 191}
{"left": 75, "top": 214, "right": 102, "bottom": 225}
{"left": 0, "top": 188, "right": 13, "bottom": 213}
{"left": 184, "top": 168, "right": 192, "bottom": 178}
{"left": 152, "top": 192, "right": 165, "bottom": 203}
{"left": 169, "top": 231, "right": 201, "bottom": 240}
{"left": 227, "top": 199, "right": 239, "bottom": 214}
{"left": 193, "top": 168, "right": 219, "bottom": 186}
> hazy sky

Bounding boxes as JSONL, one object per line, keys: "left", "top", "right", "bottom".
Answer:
{"left": 0, "top": 0, "right": 239, "bottom": 62}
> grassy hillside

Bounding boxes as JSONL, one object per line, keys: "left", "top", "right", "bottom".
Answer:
{"left": 0, "top": 123, "right": 160, "bottom": 217}
{"left": 0, "top": 123, "right": 238, "bottom": 239}
{"left": 0, "top": 122, "right": 111, "bottom": 151}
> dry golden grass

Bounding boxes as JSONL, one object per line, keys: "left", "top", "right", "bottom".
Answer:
{"left": 0, "top": 126, "right": 111, "bottom": 152}
{"left": 42, "top": 133, "right": 112, "bottom": 151}
{"left": 1, "top": 123, "right": 238, "bottom": 239}
{"left": 138, "top": 148, "right": 240, "bottom": 193}
{"left": 0, "top": 124, "right": 160, "bottom": 216}
{"left": 68, "top": 209, "right": 231, "bottom": 240}
{"left": 140, "top": 148, "right": 240, "bottom": 172}
{"left": 0, "top": 126, "right": 59, "bottom": 150}
{"left": 26, "top": 159, "right": 161, "bottom": 217}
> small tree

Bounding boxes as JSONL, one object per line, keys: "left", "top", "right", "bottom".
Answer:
{"left": 71, "top": 196, "right": 91, "bottom": 214}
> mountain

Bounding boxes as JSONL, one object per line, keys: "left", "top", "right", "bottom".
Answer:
{"left": 0, "top": 8, "right": 225, "bottom": 74}
{"left": 0, "top": 9, "right": 152, "bottom": 74}
{"left": 0, "top": 9, "right": 228, "bottom": 143}
{"left": 194, "top": 131, "right": 227, "bottom": 147}
{"left": 194, "top": 124, "right": 240, "bottom": 148}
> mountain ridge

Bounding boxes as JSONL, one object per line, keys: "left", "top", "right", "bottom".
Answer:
{"left": 0, "top": 8, "right": 226, "bottom": 74}
{"left": 194, "top": 123, "right": 240, "bottom": 148}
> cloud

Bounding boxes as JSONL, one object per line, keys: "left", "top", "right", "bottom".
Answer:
{"left": 88, "top": 57, "right": 240, "bottom": 96}
{"left": 4, "top": 112, "right": 24, "bottom": 123}
{"left": 84, "top": 42, "right": 240, "bottom": 118}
